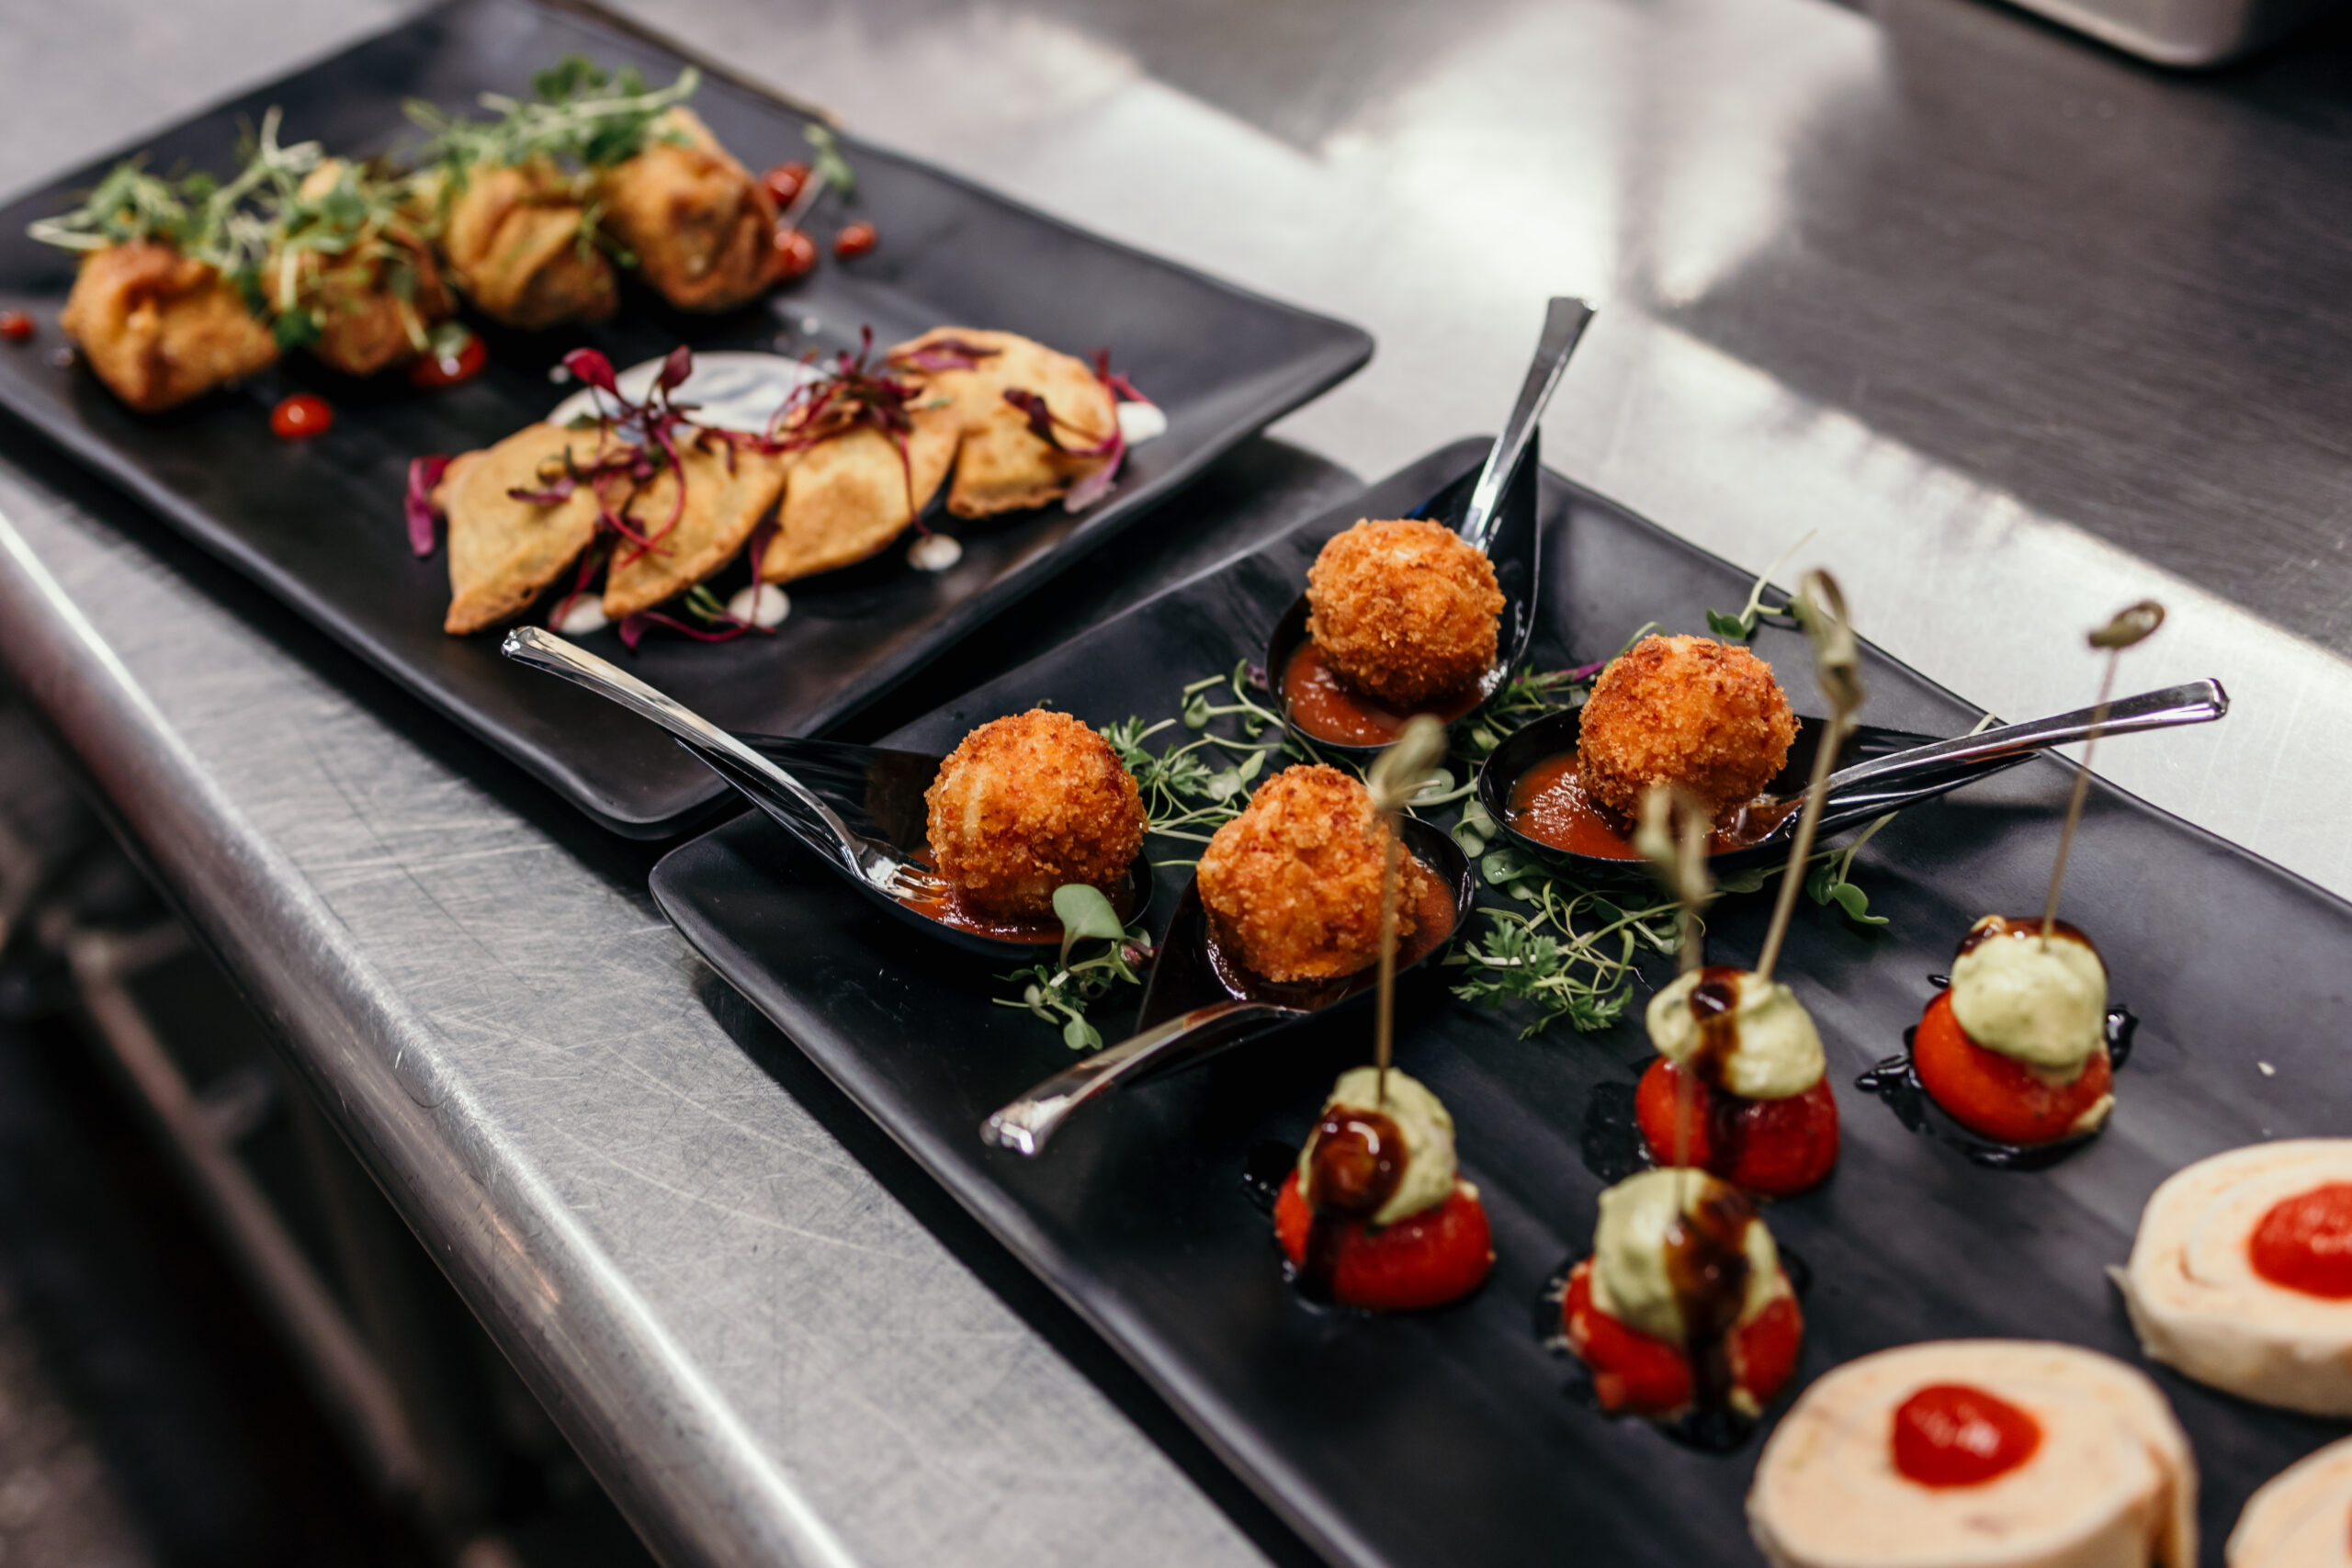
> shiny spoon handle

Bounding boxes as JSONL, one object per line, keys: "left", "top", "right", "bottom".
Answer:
{"left": 1825, "top": 679, "right": 2228, "bottom": 797}
{"left": 1456, "top": 297, "right": 1594, "bottom": 555}
{"left": 501, "top": 627, "right": 876, "bottom": 881}
{"left": 982, "top": 998, "right": 1282, "bottom": 1156}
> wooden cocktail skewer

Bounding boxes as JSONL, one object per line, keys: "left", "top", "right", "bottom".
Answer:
{"left": 1365, "top": 716, "right": 1449, "bottom": 1107}
{"left": 1754, "top": 570, "right": 1865, "bottom": 987}
{"left": 1635, "top": 783, "right": 1717, "bottom": 1168}
{"left": 2041, "top": 600, "right": 2165, "bottom": 943}
{"left": 1635, "top": 784, "right": 1716, "bottom": 978}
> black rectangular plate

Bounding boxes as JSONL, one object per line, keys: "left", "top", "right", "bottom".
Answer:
{"left": 650, "top": 440, "right": 2348, "bottom": 1568}
{"left": 0, "top": 0, "right": 1371, "bottom": 836}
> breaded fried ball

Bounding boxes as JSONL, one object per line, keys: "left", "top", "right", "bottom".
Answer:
{"left": 1577, "top": 635, "right": 1797, "bottom": 822}
{"left": 1306, "top": 519, "right": 1505, "bottom": 706}
{"left": 925, "top": 710, "right": 1146, "bottom": 919}
{"left": 1196, "top": 765, "right": 1442, "bottom": 984}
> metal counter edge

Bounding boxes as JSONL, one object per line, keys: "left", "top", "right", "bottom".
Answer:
{"left": 0, "top": 502, "right": 865, "bottom": 1568}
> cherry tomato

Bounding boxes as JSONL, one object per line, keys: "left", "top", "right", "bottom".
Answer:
{"left": 1272, "top": 1171, "right": 1492, "bottom": 1312}
{"left": 1913, "top": 989, "right": 2111, "bottom": 1147}
{"left": 2250, "top": 1182, "right": 2352, "bottom": 1298}
{"left": 1634, "top": 1057, "right": 1840, "bottom": 1197}
{"left": 773, "top": 226, "right": 818, "bottom": 281}
{"left": 0, "top": 311, "right": 32, "bottom": 343}
{"left": 1892, "top": 1383, "right": 2042, "bottom": 1487}
{"left": 762, "top": 162, "right": 810, "bottom": 208}
{"left": 409, "top": 332, "right": 486, "bottom": 389}
{"left": 833, "top": 220, "right": 877, "bottom": 260}
{"left": 1561, "top": 1259, "right": 1804, "bottom": 1419}
{"left": 270, "top": 392, "right": 334, "bottom": 441}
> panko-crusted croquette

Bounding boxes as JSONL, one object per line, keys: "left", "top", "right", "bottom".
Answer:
{"left": 1196, "top": 765, "right": 1441, "bottom": 984}
{"left": 1577, "top": 635, "right": 1797, "bottom": 822}
{"left": 923, "top": 711, "right": 1146, "bottom": 919}
{"left": 1305, "top": 519, "right": 1505, "bottom": 706}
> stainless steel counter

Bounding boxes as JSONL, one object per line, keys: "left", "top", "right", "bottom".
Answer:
{"left": 5, "top": 0, "right": 2352, "bottom": 1564}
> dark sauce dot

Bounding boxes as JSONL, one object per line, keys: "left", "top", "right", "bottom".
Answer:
{"left": 1579, "top": 1080, "right": 1650, "bottom": 1184}
{"left": 2106, "top": 1005, "right": 2138, "bottom": 1069}
{"left": 1928, "top": 973, "right": 1950, "bottom": 990}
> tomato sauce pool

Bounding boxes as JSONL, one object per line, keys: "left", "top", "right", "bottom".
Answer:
{"left": 1282, "top": 641, "right": 1483, "bottom": 747}
{"left": 1505, "top": 754, "right": 1797, "bottom": 860}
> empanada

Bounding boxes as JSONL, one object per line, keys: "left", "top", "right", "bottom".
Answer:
{"left": 437, "top": 160, "right": 616, "bottom": 332}
{"left": 602, "top": 436, "right": 789, "bottom": 617}
{"left": 598, "top": 109, "right": 782, "bottom": 314}
{"left": 436, "top": 423, "right": 604, "bottom": 634}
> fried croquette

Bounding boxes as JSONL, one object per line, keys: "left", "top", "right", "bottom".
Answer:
{"left": 1195, "top": 765, "right": 1441, "bottom": 984}
{"left": 438, "top": 160, "right": 617, "bottom": 332}
{"left": 1577, "top": 634, "right": 1797, "bottom": 821}
{"left": 60, "top": 242, "right": 277, "bottom": 412}
{"left": 925, "top": 711, "right": 1146, "bottom": 919}
{"left": 1306, "top": 519, "right": 1505, "bottom": 707}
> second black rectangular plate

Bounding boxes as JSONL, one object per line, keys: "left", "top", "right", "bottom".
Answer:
{"left": 651, "top": 441, "right": 2348, "bottom": 1567}
{"left": 0, "top": 0, "right": 1371, "bottom": 836}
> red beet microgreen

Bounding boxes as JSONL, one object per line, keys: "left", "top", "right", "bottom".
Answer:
{"left": 405, "top": 455, "right": 451, "bottom": 557}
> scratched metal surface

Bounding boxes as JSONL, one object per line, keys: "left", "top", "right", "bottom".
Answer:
{"left": 6, "top": 0, "right": 2352, "bottom": 1565}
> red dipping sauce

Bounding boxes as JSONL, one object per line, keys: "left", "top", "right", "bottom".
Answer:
{"left": 1282, "top": 641, "right": 1483, "bottom": 747}
{"left": 1505, "top": 754, "right": 1796, "bottom": 860}
{"left": 270, "top": 393, "right": 333, "bottom": 440}
{"left": 1893, "top": 1383, "right": 2041, "bottom": 1488}
{"left": 2251, "top": 1182, "right": 2352, "bottom": 1299}
{"left": 409, "top": 333, "right": 486, "bottom": 389}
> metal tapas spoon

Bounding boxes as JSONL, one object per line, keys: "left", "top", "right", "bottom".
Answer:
{"left": 979, "top": 816, "right": 1476, "bottom": 1155}
{"left": 1478, "top": 677, "right": 2230, "bottom": 881}
{"left": 1266, "top": 296, "right": 1595, "bottom": 761}
{"left": 502, "top": 627, "right": 1150, "bottom": 957}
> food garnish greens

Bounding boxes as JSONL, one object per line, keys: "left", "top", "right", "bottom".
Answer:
{"left": 995, "top": 885, "right": 1155, "bottom": 1051}
{"left": 1703, "top": 530, "right": 1815, "bottom": 643}
{"left": 407, "top": 56, "right": 700, "bottom": 181}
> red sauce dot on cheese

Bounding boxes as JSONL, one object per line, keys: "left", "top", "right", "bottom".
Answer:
{"left": 2250, "top": 1182, "right": 2352, "bottom": 1299}
{"left": 1893, "top": 1383, "right": 2041, "bottom": 1488}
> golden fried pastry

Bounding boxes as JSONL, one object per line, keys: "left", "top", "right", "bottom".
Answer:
{"left": 760, "top": 423, "right": 957, "bottom": 584}
{"left": 271, "top": 162, "right": 457, "bottom": 378}
{"left": 1577, "top": 634, "right": 1797, "bottom": 821}
{"left": 601, "top": 437, "right": 789, "bottom": 619}
{"left": 924, "top": 710, "right": 1146, "bottom": 919}
{"left": 437, "top": 160, "right": 616, "bottom": 331}
{"left": 1306, "top": 518, "right": 1505, "bottom": 706}
{"left": 1196, "top": 764, "right": 1439, "bottom": 984}
{"left": 753, "top": 327, "right": 1117, "bottom": 583}
{"left": 435, "top": 423, "right": 603, "bottom": 634}
{"left": 597, "top": 108, "right": 782, "bottom": 313}
{"left": 59, "top": 242, "right": 277, "bottom": 412}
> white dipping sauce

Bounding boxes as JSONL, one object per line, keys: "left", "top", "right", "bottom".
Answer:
{"left": 727, "top": 583, "right": 791, "bottom": 628}
{"left": 553, "top": 597, "right": 610, "bottom": 636}
{"left": 907, "top": 534, "right": 963, "bottom": 572}
{"left": 1117, "top": 400, "right": 1169, "bottom": 445}
{"left": 546, "top": 352, "right": 820, "bottom": 434}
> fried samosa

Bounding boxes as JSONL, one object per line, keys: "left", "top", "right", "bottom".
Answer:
{"left": 435, "top": 423, "right": 603, "bottom": 635}
{"left": 754, "top": 327, "right": 1118, "bottom": 585}
{"left": 268, "top": 161, "right": 456, "bottom": 378}
{"left": 437, "top": 160, "right": 616, "bottom": 332}
{"left": 601, "top": 438, "right": 789, "bottom": 617}
{"left": 597, "top": 108, "right": 783, "bottom": 314}
{"left": 58, "top": 241, "right": 277, "bottom": 412}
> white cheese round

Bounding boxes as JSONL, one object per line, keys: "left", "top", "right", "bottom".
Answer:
{"left": 2115, "top": 1140, "right": 2352, "bottom": 1416}
{"left": 2228, "top": 1435, "right": 2352, "bottom": 1568}
{"left": 552, "top": 596, "right": 609, "bottom": 637}
{"left": 1116, "top": 400, "right": 1168, "bottom": 445}
{"left": 1949, "top": 918, "right": 2108, "bottom": 1077}
{"left": 1748, "top": 1340, "right": 2197, "bottom": 1568}
{"left": 1645, "top": 969, "right": 1826, "bottom": 1100}
{"left": 1296, "top": 1066, "right": 1456, "bottom": 1226}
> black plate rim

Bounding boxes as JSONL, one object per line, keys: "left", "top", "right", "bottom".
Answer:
{"left": 0, "top": 0, "right": 1375, "bottom": 839}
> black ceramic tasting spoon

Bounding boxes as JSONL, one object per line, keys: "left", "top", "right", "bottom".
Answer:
{"left": 503, "top": 627, "right": 1150, "bottom": 958}
{"left": 1266, "top": 296, "right": 1594, "bottom": 761}
{"left": 979, "top": 816, "right": 1476, "bottom": 1155}
{"left": 1476, "top": 677, "right": 2230, "bottom": 883}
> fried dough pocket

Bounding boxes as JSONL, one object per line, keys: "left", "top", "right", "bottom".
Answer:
{"left": 597, "top": 108, "right": 782, "bottom": 314}
{"left": 437, "top": 160, "right": 617, "bottom": 332}
{"left": 756, "top": 327, "right": 1119, "bottom": 585}
{"left": 435, "top": 423, "right": 605, "bottom": 635}
{"left": 60, "top": 241, "right": 277, "bottom": 412}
